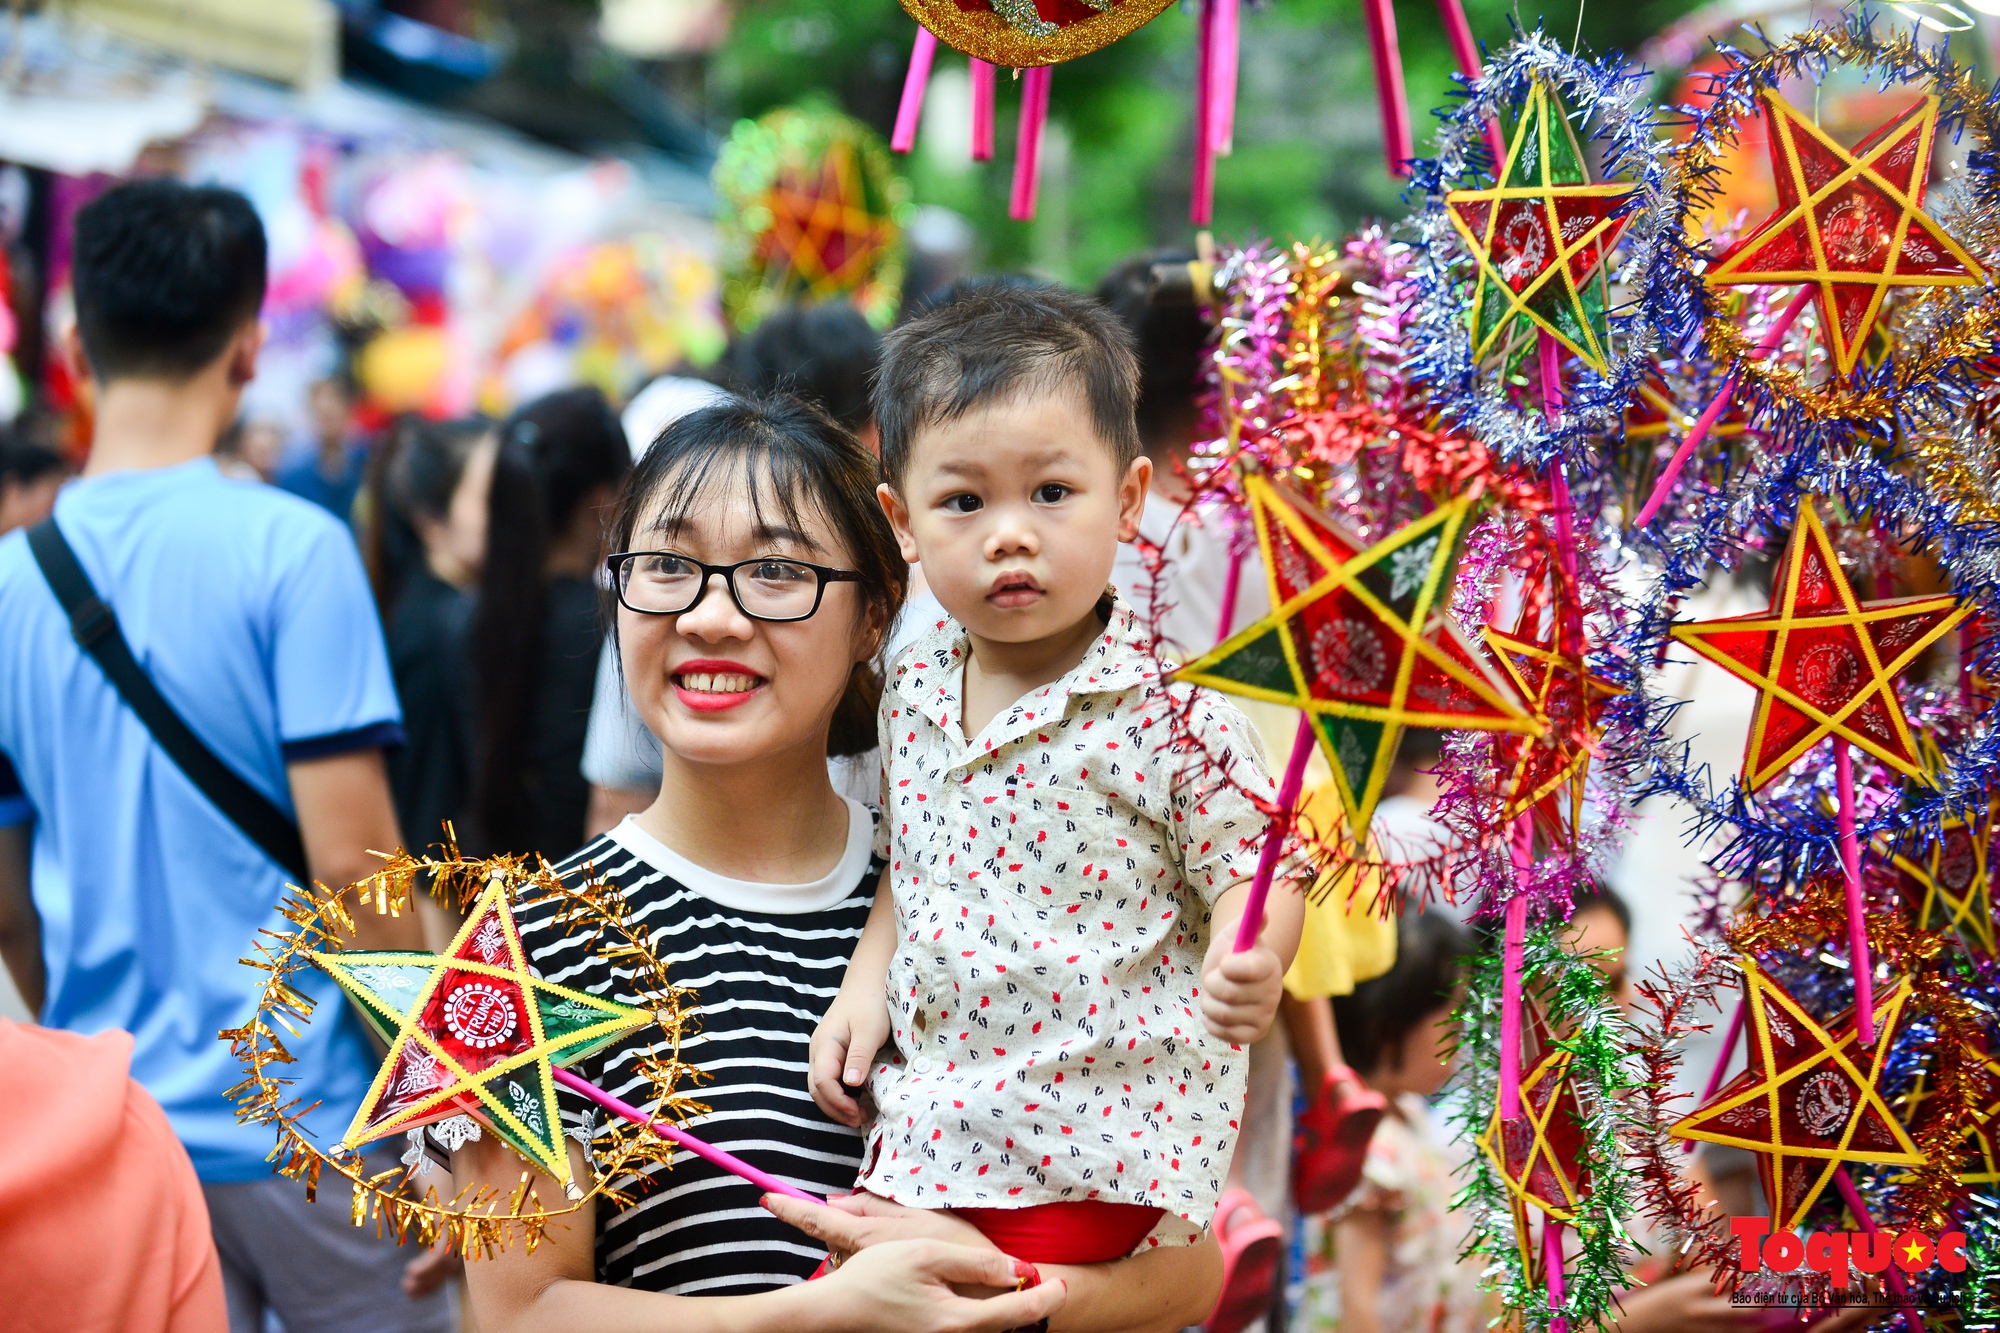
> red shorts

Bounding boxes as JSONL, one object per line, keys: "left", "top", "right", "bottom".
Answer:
{"left": 955, "top": 1201, "right": 1166, "bottom": 1265}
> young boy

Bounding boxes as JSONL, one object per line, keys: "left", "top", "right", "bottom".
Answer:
{"left": 809, "top": 283, "right": 1304, "bottom": 1261}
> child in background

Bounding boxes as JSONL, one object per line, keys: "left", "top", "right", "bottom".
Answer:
{"left": 810, "top": 283, "right": 1304, "bottom": 1264}
{"left": 1297, "top": 911, "right": 1487, "bottom": 1333}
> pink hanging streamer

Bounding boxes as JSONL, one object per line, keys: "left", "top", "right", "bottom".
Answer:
{"left": 1233, "top": 713, "right": 1316, "bottom": 953}
{"left": 1682, "top": 994, "right": 1745, "bottom": 1154}
{"left": 1360, "top": 0, "right": 1413, "bottom": 177}
{"left": 891, "top": 26, "right": 939, "bottom": 154}
{"left": 971, "top": 59, "right": 996, "bottom": 162}
{"left": 1210, "top": 0, "right": 1240, "bottom": 156}
{"left": 1434, "top": 0, "right": 1506, "bottom": 164}
{"left": 1831, "top": 1166, "right": 1927, "bottom": 1333}
{"left": 552, "top": 1067, "right": 821, "bottom": 1203}
{"left": 1834, "top": 737, "right": 1877, "bottom": 1047}
{"left": 1010, "top": 65, "right": 1054, "bottom": 222}
{"left": 1633, "top": 287, "right": 1814, "bottom": 527}
{"left": 1191, "top": 0, "right": 1218, "bottom": 225}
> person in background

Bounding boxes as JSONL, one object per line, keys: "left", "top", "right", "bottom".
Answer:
{"left": 0, "top": 179, "right": 437, "bottom": 1332}
{"left": 1297, "top": 912, "right": 1486, "bottom": 1333}
{"left": 277, "top": 374, "right": 368, "bottom": 522}
{"left": 213, "top": 416, "right": 284, "bottom": 484}
{"left": 0, "top": 1018, "right": 226, "bottom": 1332}
{"left": 582, "top": 300, "right": 896, "bottom": 837}
{"left": 0, "top": 431, "right": 66, "bottom": 535}
{"left": 362, "top": 416, "right": 495, "bottom": 866}
{"left": 471, "top": 387, "right": 629, "bottom": 862}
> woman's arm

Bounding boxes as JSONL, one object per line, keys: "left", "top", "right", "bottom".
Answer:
{"left": 810, "top": 868, "right": 898, "bottom": 1125}
{"left": 766, "top": 1193, "right": 1223, "bottom": 1333}
{"left": 453, "top": 1135, "right": 1065, "bottom": 1333}
{"left": 1334, "top": 1208, "right": 1391, "bottom": 1333}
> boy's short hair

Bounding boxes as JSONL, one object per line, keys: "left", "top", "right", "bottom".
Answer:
{"left": 72, "top": 179, "right": 267, "bottom": 383}
{"left": 874, "top": 282, "right": 1141, "bottom": 485}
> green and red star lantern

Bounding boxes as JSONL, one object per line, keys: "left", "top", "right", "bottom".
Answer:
{"left": 314, "top": 876, "right": 654, "bottom": 1199}
{"left": 1671, "top": 500, "right": 1969, "bottom": 1042}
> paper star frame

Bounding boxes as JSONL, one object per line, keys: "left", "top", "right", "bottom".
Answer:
{"left": 1475, "top": 1012, "right": 1591, "bottom": 1223}
{"left": 899, "top": 0, "right": 1173, "bottom": 66}
{"left": 1669, "top": 955, "right": 1924, "bottom": 1231}
{"left": 1409, "top": 30, "right": 1688, "bottom": 466}
{"left": 1675, "top": 17, "right": 2000, "bottom": 431}
{"left": 224, "top": 849, "right": 698, "bottom": 1259}
{"left": 1173, "top": 475, "right": 1538, "bottom": 836}
{"left": 1670, "top": 499, "right": 1967, "bottom": 792}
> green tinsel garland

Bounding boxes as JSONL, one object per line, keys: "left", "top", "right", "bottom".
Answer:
{"left": 1448, "top": 924, "right": 1642, "bottom": 1331}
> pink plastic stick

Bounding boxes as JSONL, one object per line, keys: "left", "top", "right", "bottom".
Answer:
{"left": 1433, "top": 0, "right": 1505, "bottom": 164}
{"left": 1831, "top": 1166, "right": 1926, "bottom": 1333}
{"left": 1681, "top": 993, "right": 1745, "bottom": 1154}
{"left": 1538, "top": 331, "right": 1564, "bottom": 420}
{"left": 1544, "top": 1217, "right": 1568, "bottom": 1333}
{"left": 1211, "top": 0, "right": 1240, "bottom": 155}
{"left": 891, "top": 27, "right": 938, "bottom": 154}
{"left": 1233, "top": 713, "right": 1315, "bottom": 953}
{"left": 970, "top": 59, "right": 996, "bottom": 162}
{"left": 1214, "top": 545, "right": 1245, "bottom": 648}
{"left": 1634, "top": 287, "right": 1814, "bottom": 526}
{"left": 552, "top": 1067, "right": 821, "bottom": 1203}
{"left": 1361, "top": 0, "right": 1413, "bottom": 176}
{"left": 1191, "top": 0, "right": 1217, "bottom": 225}
{"left": 1834, "top": 738, "right": 1876, "bottom": 1047}
{"left": 1500, "top": 812, "right": 1531, "bottom": 1122}
{"left": 1009, "top": 66, "right": 1053, "bottom": 222}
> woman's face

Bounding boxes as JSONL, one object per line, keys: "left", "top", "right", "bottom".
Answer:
{"left": 1569, "top": 905, "right": 1631, "bottom": 1013}
{"left": 620, "top": 464, "right": 877, "bottom": 772}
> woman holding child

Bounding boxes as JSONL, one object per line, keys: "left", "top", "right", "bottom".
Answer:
{"left": 457, "top": 287, "right": 1296, "bottom": 1331}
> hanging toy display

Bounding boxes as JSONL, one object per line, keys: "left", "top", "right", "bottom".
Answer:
{"left": 712, "top": 106, "right": 910, "bottom": 332}
{"left": 1634, "top": 17, "right": 2000, "bottom": 525}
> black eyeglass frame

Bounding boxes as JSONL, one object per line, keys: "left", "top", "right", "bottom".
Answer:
{"left": 605, "top": 551, "right": 864, "bottom": 623}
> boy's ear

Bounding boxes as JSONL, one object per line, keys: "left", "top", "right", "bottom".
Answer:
{"left": 1115, "top": 455, "right": 1152, "bottom": 544}
{"left": 876, "top": 482, "right": 921, "bottom": 564}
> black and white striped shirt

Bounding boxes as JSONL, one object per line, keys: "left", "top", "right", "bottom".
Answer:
{"left": 516, "top": 802, "right": 879, "bottom": 1293}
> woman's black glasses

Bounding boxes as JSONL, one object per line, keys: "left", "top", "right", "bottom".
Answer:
{"left": 606, "top": 551, "right": 862, "bottom": 623}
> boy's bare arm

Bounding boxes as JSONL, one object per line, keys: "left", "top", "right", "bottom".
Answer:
{"left": 809, "top": 867, "right": 897, "bottom": 1126}
{"left": 1198, "top": 876, "right": 1306, "bottom": 1045}
{"left": 288, "top": 749, "right": 426, "bottom": 952}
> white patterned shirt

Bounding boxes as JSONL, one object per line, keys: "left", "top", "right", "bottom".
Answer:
{"left": 859, "top": 600, "right": 1276, "bottom": 1244}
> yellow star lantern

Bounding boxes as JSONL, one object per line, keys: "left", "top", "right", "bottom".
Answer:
{"left": 1708, "top": 92, "right": 1984, "bottom": 379}
{"left": 1173, "top": 476, "right": 1538, "bottom": 837}
{"left": 1446, "top": 80, "right": 1634, "bottom": 374}
{"left": 312, "top": 876, "right": 654, "bottom": 1198}
{"left": 1670, "top": 500, "right": 1969, "bottom": 792}
{"left": 1670, "top": 955, "right": 1924, "bottom": 1231}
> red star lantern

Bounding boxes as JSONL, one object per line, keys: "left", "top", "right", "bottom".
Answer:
{"left": 1485, "top": 565, "right": 1623, "bottom": 840}
{"left": 1902, "top": 1037, "right": 2000, "bottom": 1189}
{"left": 1670, "top": 500, "right": 1969, "bottom": 791}
{"left": 1884, "top": 798, "right": 1998, "bottom": 958}
{"left": 1476, "top": 1008, "right": 1592, "bottom": 1221}
{"left": 1708, "top": 92, "right": 1984, "bottom": 379}
{"left": 1670, "top": 956, "right": 1924, "bottom": 1230}
{"left": 756, "top": 141, "right": 898, "bottom": 301}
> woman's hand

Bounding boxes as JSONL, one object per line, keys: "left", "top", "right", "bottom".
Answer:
{"left": 765, "top": 1192, "right": 996, "bottom": 1267}
{"left": 816, "top": 1240, "right": 1066, "bottom": 1333}
{"left": 811, "top": 983, "right": 893, "bottom": 1126}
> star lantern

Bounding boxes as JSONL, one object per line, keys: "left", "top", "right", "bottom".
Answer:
{"left": 1900, "top": 1038, "right": 2000, "bottom": 1189}
{"left": 312, "top": 877, "right": 654, "bottom": 1198}
{"left": 1446, "top": 79, "right": 1634, "bottom": 375}
{"left": 899, "top": 0, "right": 1174, "bottom": 65}
{"left": 1884, "top": 800, "right": 1998, "bottom": 958}
{"left": 1670, "top": 500, "right": 1969, "bottom": 793}
{"left": 1173, "top": 475, "right": 1539, "bottom": 837}
{"left": 1708, "top": 92, "right": 1984, "bottom": 379}
{"left": 754, "top": 141, "right": 896, "bottom": 308}
{"left": 1484, "top": 566, "right": 1624, "bottom": 842}
{"left": 1669, "top": 955, "right": 1924, "bottom": 1231}
{"left": 1476, "top": 1008, "right": 1592, "bottom": 1223}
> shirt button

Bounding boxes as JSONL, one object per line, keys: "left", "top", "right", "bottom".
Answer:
{"left": 913, "top": 1056, "right": 934, "bottom": 1074}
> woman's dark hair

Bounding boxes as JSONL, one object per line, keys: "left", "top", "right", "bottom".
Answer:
{"left": 1332, "top": 911, "right": 1470, "bottom": 1078}
{"left": 1570, "top": 882, "right": 1631, "bottom": 937}
{"left": 721, "top": 301, "right": 882, "bottom": 434}
{"left": 472, "top": 387, "right": 630, "bottom": 852}
{"left": 607, "top": 395, "right": 907, "bottom": 757}
{"left": 1092, "top": 250, "right": 1207, "bottom": 457}
{"left": 360, "top": 416, "right": 490, "bottom": 614}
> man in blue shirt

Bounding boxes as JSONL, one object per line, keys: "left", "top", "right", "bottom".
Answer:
{"left": 0, "top": 181, "right": 447, "bottom": 1332}
{"left": 275, "top": 375, "right": 368, "bottom": 523}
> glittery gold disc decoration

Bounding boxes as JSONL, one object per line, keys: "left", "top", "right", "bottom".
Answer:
{"left": 900, "top": 0, "right": 1175, "bottom": 67}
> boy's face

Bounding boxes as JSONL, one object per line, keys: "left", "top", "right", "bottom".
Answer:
{"left": 879, "top": 389, "right": 1149, "bottom": 647}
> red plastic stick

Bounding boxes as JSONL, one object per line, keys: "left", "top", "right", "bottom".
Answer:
{"left": 1634, "top": 287, "right": 1813, "bottom": 527}
{"left": 552, "top": 1067, "right": 821, "bottom": 1203}
{"left": 1009, "top": 66, "right": 1053, "bottom": 221}
{"left": 970, "top": 59, "right": 996, "bottom": 162}
{"left": 1361, "top": 0, "right": 1413, "bottom": 176}
{"left": 1232, "top": 713, "right": 1315, "bottom": 953}
{"left": 1834, "top": 737, "right": 1876, "bottom": 1047}
{"left": 891, "top": 26, "right": 938, "bottom": 154}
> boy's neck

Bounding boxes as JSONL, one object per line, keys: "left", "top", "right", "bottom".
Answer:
{"left": 960, "top": 609, "right": 1104, "bottom": 739}
{"left": 82, "top": 372, "right": 238, "bottom": 479}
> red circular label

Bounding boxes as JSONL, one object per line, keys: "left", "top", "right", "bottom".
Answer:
{"left": 443, "top": 981, "right": 518, "bottom": 1050}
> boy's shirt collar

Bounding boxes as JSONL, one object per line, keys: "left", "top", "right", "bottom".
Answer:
{"left": 894, "top": 595, "right": 1161, "bottom": 764}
